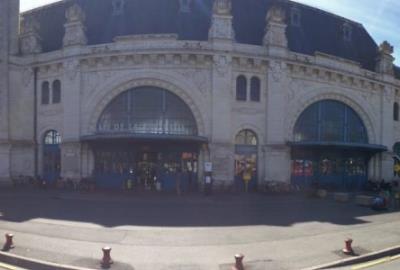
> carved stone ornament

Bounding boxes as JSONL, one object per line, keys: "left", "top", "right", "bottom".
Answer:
{"left": 213, "top": 0, "right": 232, "bottom": 16}
{"left": 20, "top": 16, "right": 42, "bottom": 54}
{"left": 209, "top": 16, "right": 235, "bottom": 40}
{"left": 65, "top": 4, "right": 86, "bottom": 23}
{"left": 214, "top": 55, "right": 230, "bottom": 76}
{"left": 64, "top": 59, "right": 80, "bottom": 80}
{"left": 63, "top": 4, "right": 87, "bottom": 47}
{"left": 379, "top": 41, "right": 394, "bottom": 55}
{"left": 266, "top": 4, "right": 286, "bottom": 24}
{"left": 376, "top": 41, "right": 394, "bottom": 75}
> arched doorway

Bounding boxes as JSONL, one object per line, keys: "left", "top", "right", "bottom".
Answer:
{"left": 42, "top": 130, "right": 61, "bottom": 183}
{"left": 85, "top": 86, "right": 205, "bottom": 191}
{"left": 290, "top": 100, "right": 385, "bottom": 191}
{"left": 234, "top": 129, "right": 258, "bottom": 192}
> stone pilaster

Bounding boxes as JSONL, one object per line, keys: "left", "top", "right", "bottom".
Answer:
{"left": 0, "top": 142, "right": 12, "bottom": 185}
{"left": 63, "top": 4, "right": 87, "bottom": 47}
{"left": 210, "top": 52, "right": 235, "bottom": 185}
{"left": 264, "top": 144, "right": 291, "bottom": 183}
{"left": 208, "top": 0, "right": 234, "bottom": 42}
{"left": 376, "top": 41, "right": 395, "bottom": 76}
{"left": 20, "top": 16, "right": 42, "bottom": 55}
{"left": 61, "top": 141, "right": 82, "bottom": 180}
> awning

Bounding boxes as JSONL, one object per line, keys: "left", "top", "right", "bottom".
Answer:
{"left": 287, "top": 141, "right": 387, "bottom": 153}
{"left": 81, "top": 133, "right": 208, "bottom": 144}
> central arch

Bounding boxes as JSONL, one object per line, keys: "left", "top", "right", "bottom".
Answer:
{"left": 85, "top": 86, "right": 205, "bottom": 191}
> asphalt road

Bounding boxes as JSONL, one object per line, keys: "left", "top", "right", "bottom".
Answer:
{"left": 0, "top": 189, "right": 399, "bottom": 270}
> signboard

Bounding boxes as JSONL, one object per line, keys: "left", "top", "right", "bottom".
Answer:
{"left": 204, "top": 162, "right": 212, "bottom": 172}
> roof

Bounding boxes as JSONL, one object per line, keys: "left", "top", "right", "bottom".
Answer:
{"left": 22, "top": 0, "right": 389, "bottom": 73}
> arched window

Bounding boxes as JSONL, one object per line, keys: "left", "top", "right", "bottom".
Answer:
{"left": 52, "top": 80, "right": 61, "bottom": 104}
{"left": 294, "top": 100, "right": 368, "bottom": 144}
{"left": 41, "top": 81, "right": 50, "bottom": 105}
{"left": 97, "top": 87, "right": 198, "bottom": 136}
{"left": 235, "top": 129, "right": 258, "bottom": 146}
{"left": 343, "top": 22, "right": 352, "bottom": 42}
{"left": 250, "top": 77, "right": 261, "bottom": 102}
{"left": 44, "top": 130, "right": 61, "bottom": 145}
{"left": 290, "top": 7, "right": 301, "bottom": 27}
{"left": 236, "top": 75, "right": 247, "bottom": 101}
{"left": 394, "top": 102, "right": 399, "bottom": 121}
{"left": 179, "top": 0, "right": 192, "bottom": 13}
{"left": 112, "top": 0, "right": 125, "bottom": 16}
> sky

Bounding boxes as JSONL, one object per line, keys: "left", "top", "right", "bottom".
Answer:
{"left": 20, "top": 0, "right": 399, "bottom": 65}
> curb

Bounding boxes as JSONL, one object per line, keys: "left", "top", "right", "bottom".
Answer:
{"left": 0, "top": 251, "right": 96, "bottom": 270}
{"left": 303, "top": 245, "right": 400, "bottom": 270}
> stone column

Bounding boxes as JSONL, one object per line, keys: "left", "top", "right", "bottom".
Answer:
{"left": 208, "top": 0, "right": 235, "bottom": 43}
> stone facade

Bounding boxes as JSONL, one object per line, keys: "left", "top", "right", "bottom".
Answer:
{"left": 1, "top": 0, "right": 399, "bottom": 189}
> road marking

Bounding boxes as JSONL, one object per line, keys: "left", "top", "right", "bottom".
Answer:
{"left": 0, "top": 262, "right": 17, "bottom": 270}
{"left": 351, "top": 254, "right": 400, "bottom": 269}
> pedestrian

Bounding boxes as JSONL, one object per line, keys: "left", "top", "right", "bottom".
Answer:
{"left": 392, "top": 181, "right": 400, "bottom": 210}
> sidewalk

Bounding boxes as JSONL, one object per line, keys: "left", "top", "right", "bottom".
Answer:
{"left": 0, "top": 190, "right": 399, "bottom": 269}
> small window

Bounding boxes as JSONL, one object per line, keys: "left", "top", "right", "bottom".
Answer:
{"left": 290, "top": 7, "right": 301, "bottom": 27}
{"left": 343, "top": 23, "right": 352, "bottom": 42}
{"left": 250, "top": 77, "right": 261, "bottom": 102}
{"left": 179, "top": 0, "right": 191, "bottom": 13}
{"left": 112, "top": 0, "right": 125, "bottom": 16}
{"left": 394, "top": 102, "right": 399, "bottom": 121}
{"left": 236, "top": 75, "right": 247, "bottom": 101}
{"left": 41, "top": 81, "right": 50, "bottom": 105}
{"left": 52, "top": 80, "right": 61, "bottom": 104}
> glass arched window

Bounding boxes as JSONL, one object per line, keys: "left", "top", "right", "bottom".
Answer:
{"left": 235, "top": 129, "right": 258, "bottom": 146}
{"left": 250, "top": 77, "right": 261, "bottom": 102}
{"left": 52, "top": 80, "right": 61, "bottom": 104}
{"left": 97, "top": 87, "right": 198, "bottom": 136}
{"left": 41, "top": 81, "right": 50, "bottom": 105}
{"left": 394, "top": 102, "right": 399, "bottom": 121}
{"left": 236, "top": 75, "right": 247, "bottom": 101}
{"left": 294, "top": 100, "right": 368, "bottom": 144}
{"left": 44, "top": 130, "right": 61, "bottom": 145}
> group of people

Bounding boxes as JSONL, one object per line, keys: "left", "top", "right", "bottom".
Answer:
{"left": 368, "top": 179, "right": 400, "bottom": 210}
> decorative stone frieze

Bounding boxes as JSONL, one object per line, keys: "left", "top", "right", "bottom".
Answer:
{"left": 63, "top": 4, "right": 87, "bottom": 47}
{"left": 209, "top": 0, "right": 234, "bottom": 41}
{"left": 263, "top": 2, "right": 288, "bottom": 48}
{"left": 287, "top": 62, "right": 385, "bottom": 93}
{"left": 20, "top": 16, "right": 42, "bottom": 55}
{"left": 376, "top": 41, "right": 395, "bottom": 76}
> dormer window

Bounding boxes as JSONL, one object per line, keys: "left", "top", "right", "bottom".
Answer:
{"left": 179, "top": 0, "right": 192, "bottom": 13}
{"left": 343, "top": 22, "right": 352, "bottom": 42}
{"left": 290, "top": 7, "right": 301, "bottom": 27}
{"left": 112, "top": 0, "right": 125, "bottom": 16}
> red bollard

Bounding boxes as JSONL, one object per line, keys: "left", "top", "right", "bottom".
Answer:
{"left": 342, "top": 238, "right": 354, "bottom": 255}
{"left": 2, "top": 233, "right": 14, "bottom": 251}
{"left": 101, "top": 246, "right": 113, "bottom": 268}
{"left": 231, "top": 254, "right": 244, "bottom": 270}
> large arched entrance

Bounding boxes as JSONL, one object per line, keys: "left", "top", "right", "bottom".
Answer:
{"left": 83, "top": 86, "right": 206, "bottom": 191}
{"left": 290, "top": 100, "right": 386, "bottom": 191}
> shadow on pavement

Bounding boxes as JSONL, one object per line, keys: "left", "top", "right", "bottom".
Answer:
{"left": 0, "top": 188, "right": 386, "bottom": 228}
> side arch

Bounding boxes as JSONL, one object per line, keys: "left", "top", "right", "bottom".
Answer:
{"left": 287, "top": 91, "right": 376, "bottom": 144}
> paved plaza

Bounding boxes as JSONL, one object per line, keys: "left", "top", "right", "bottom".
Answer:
{"left": 0, "top": 189, "right": 399, "bottom": 270}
